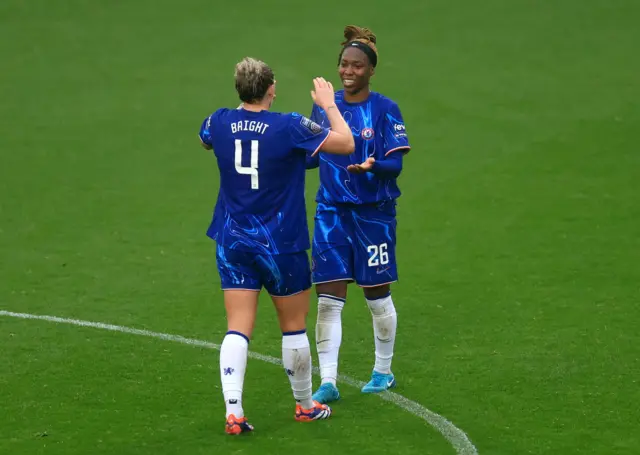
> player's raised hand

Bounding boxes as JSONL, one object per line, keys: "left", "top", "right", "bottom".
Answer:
{"left": 347, "top": 157, "right": 376, "bottom": 174}
{"left": 311, "top": 77, "right": 336, "bottom": 110}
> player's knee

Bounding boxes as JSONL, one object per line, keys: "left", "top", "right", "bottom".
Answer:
{"left": 226, "top": 308, "right": 257, "bottom": 332}
{"left": 363, "top": 284, "right": 391, "bottom": 301}
{"left": 277, "top": 312, "right": 307, "bottom": 333}
{"left": 224, "top": 290, "right": 259, "bottom": 336}
{"left": 227, "top": 318, "right": 256, "bottom": 338}
{"left": 366, "top": 292, "right": 395, "bottom": 317}
{"left": 272, "top": 291, "right": 310, "bottom": 333}
{"left": 315, "top": 281, "right": 348, "bottom": 299}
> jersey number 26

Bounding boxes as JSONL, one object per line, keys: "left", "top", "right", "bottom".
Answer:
{"left": 367, "top": 243, "right": 389, "bottom": 267}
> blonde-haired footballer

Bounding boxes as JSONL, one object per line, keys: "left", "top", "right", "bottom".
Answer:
{"left": 199, "top": 57, "right": 354, "bottom": 433}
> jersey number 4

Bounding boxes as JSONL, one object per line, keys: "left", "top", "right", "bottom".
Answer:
{"left": 235, "top": 139, "right": 259, "bottom": 189}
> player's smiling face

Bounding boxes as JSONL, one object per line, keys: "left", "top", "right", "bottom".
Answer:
{"left": 339, "top": 47, "right": 374, "bottom": 96}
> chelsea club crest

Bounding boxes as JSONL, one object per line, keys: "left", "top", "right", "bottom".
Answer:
{"left": 361, "top": 128, "right": 374, "bottom": 140}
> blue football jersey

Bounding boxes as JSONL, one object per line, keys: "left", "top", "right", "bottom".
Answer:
{"left": 309, "top": 91, "right": 410, "bottom": 204}
{"left": 199, "top": 108, "right": 330, "bottom": 255}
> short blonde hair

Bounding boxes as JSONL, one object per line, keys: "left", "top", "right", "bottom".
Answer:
{"left": 234, "top": 57, "right": 275, "bottom": 103}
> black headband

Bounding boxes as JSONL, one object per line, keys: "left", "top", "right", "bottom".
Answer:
{"left": 338, "top": 41, "right": 378, "bottom": 67}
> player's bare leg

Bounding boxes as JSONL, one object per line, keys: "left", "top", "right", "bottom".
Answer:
{"left": 221, "top": 290, "right": 259, "bottom": 434}
{"left": 312, "top": 280, "right": 349, "bottom": 403}
{"left": 272, "top": 289, "right": 332, "bottom": 421}
{"left": 361, "top": 284, "right": 397, "bottom": 393}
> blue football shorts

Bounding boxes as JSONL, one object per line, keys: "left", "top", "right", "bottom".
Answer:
{"left": 311, "top": 200, "right": 398, "bottom": 287}
{"left": 216, "top": 244, "right": 312, "bottom": 297}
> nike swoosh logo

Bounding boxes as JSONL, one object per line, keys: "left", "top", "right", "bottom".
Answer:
{"left": 376, "top": 336, "right": 391, "bottom": 343}
{"left": 316, "top": 339, "right": 330, "bottom": 345}
{"left": 376, "top": 267, "right": 390, "bottom": 275}
{"left": 387, "top": 380, "right": 395, "bottom": 388}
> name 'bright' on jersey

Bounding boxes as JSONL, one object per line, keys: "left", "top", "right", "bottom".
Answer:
{"left": 199, "top": 108, "right": 330, "bottom": 255}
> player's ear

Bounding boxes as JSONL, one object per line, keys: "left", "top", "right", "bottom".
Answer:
{"left": 369, "top": 66, "right": 375, "bottom": 77}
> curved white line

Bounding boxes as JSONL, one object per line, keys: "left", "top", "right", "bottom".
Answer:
{"left": 0, "top": 310, "right": 478, "bottom": 454}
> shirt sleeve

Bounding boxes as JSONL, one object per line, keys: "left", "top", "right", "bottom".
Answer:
{"left": 371, "top": 151, "right": 404, "bottom": 178}
{"left": 305, "top": 105, "right": 325, "bottom": 168}
{"left": 306, "top": 152, "right": 320, "bottom": 169}
{"left": 198, "top": 113, "right": 214, "bottom": 147}
{"left": 310, "top": 103, "right": 327, "bottom": 126}
{"left": 382, "top": 102, "right": 410, "bottom": 156}
{"left": 288, "top": 112, "right": 331, "bottom": 157}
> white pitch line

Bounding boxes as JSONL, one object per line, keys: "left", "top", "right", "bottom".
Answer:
{"left": 0, "top": 309, "right": 478, "bottom": 455}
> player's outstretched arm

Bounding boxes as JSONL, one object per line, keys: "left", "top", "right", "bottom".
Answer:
{"left": 310, "top": 77, "right": 354, "bottom": 155}
{"left": 347, "top": 152, "right": 404, "bottom": 178}
{"left": 199, "top": 136, "right": 212, "bottom": 150}
{"left": 198, "top": 115, "right": 214, "bottom": 150}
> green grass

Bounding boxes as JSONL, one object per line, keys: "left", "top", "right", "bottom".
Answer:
{"left": 1, "top": 0, "right": 639, "bottom": 454}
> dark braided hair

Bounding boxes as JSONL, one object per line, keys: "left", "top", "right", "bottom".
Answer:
{"left": 339, "top": 25, "right": 379, "bottom": 66}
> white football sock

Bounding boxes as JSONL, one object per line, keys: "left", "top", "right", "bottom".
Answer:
{"left": 219, "top": 331, "right": 249, "bottom": 418}
{"left": 366, "top": 293, "right": 397, "bottom": 375}
{"left": 316, "top": 294, "right": 345, "bottom": 386}
{"left": 282, "top": 330, "right": 314, "bottom": 409}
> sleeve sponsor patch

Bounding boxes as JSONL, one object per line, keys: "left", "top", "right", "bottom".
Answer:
{"left": 300, "top": 116, "right": 324, "bottom": 135}
{"left": 392, "top": 122, "right": 407, "bottom": 139}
